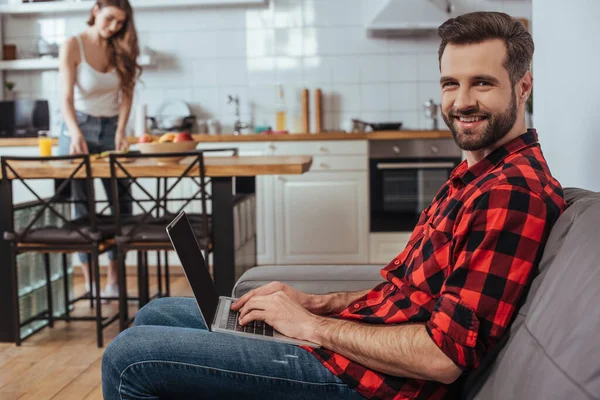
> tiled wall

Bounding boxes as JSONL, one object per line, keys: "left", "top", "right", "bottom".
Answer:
{"left": 2, "top": 0, "right": 531, "bottom": 135}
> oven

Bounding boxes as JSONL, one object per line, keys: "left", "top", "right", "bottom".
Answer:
{"left": 369, "top": 139, "right": 462, "bottom": 232}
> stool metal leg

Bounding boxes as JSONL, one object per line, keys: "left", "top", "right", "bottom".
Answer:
{"left": 165, "top": 251, "right": 171, "bottom": 297}
{"left": 156, "top": 250, "right": 163, "bottom": 297}
{"left": 11, "top": 245, "right": 21, "bottom": 346}
{"left": 87, "top": 253, "right": 94, "bottom": 309}
{"left": 44, "top": 253, "right": 54, "bottom": 328}
{"left": 92, "top": 248, "right": 103, "bottom": 347}
{"left": 62, "top": 253, "right": 70, "bottom": 322}
{"left": 144, "top": 251, "right": 150, "bottom": 303}
{"left": 118, "top": 247, "right": 128, "bottom": 332}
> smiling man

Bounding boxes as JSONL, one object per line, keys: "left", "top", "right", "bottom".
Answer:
{"left": 102, "top": 12, "right": 566, "bottom": 400}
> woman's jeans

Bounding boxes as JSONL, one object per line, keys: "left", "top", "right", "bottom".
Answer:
{"left": 58, "top": 111, "right": 132, "bottom": 264}
{"left": 101, "top": 297, "right": 365, "bottom": 399}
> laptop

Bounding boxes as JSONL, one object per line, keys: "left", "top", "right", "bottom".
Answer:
{"left": 166, "top": 211, "right": 319, "bottom": 347}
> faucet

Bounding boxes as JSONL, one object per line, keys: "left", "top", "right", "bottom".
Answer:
{"left": 227, "top": 94, "right": 249, "bottom": 135}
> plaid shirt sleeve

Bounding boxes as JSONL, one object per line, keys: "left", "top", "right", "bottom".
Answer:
{"left": 426, "top": 184, "right": 549, "bottom": 369}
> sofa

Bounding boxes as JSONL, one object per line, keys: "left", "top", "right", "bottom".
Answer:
{"left": 233, "top": 188, "right": 600, "bottom": 399}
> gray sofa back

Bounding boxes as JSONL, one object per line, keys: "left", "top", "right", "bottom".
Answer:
{"left": 469, "top": 188, "right": 600, "bottom": 400}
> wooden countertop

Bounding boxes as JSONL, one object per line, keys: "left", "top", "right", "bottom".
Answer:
{"left": 0, "top": 130, "right": 452, "bottom": 147}
{"left": 0, "top": 155, "right": 313, "bottom": 179}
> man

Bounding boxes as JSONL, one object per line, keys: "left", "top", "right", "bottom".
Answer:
{"left": 102, "top": 12, "right": 566, "bottom": 400}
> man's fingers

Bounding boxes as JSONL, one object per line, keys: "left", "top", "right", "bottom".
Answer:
{"left": 231, "top": 289, "right": 256, "bottom": 311}
{"left": 239, "top": 310, "right": 266, "bottom": 326}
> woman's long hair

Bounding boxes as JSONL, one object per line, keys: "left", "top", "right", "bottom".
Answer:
{"left": 87, "top": 0, "right": 141, "bottom": 95}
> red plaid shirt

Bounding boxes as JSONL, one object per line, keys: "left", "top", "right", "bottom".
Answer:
{"left": 305, "top": 130, "right": 566, "bottom": 399}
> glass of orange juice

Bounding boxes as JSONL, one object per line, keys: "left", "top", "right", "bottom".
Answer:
{"left": 38, "top": 130, "right": 53, "bottom": 157}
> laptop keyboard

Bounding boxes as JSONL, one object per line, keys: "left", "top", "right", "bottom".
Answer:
{"left": 226, "top": 309, "right": 274, "bottom": 337}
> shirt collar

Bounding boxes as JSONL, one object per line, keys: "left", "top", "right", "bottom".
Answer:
{"left": 450, "top": 129, "right": 539, "bottom": 187}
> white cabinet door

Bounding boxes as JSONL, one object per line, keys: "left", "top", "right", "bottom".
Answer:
{"left": 274, "top": 171, "right": 369, "bottom": 264}
{"left": 256, "top": 175, "right": 275, "bottom": 265}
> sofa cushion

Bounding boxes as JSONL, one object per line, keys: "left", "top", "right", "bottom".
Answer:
{"left": 233, "top": 265, "right": 384, "bottom": 298}
{"left": 468, "top": 188, "right": 600, "bottom": 399}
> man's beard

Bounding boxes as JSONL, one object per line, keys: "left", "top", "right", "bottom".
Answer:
{"left": 442, "top": 90, "right": 518, "bottom": 151}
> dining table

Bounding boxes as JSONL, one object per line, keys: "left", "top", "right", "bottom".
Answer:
{"left": 0, "top": 154, "right": 312, "bottom": 343}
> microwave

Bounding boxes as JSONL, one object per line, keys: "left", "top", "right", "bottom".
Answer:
{"left": 0, "top": 100, "right": 50, "bottom": 138}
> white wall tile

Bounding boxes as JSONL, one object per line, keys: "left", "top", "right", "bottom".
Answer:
{"left": 417, "top": 53, "right": 441, "bottom": 82}
{"left": 7, "top": 0, "right": 531, "bottom": 136}
{"left": 274, "top": 0, "right": 303, "bottom": 29}
{"left": 361, "top": 111, "right": 394, "bottom": 124}
{"left": 391, "top": 110, "right": 421, "bottom": 130}
{"left": 276, "top": 56, "right": 303, "bottom": 83}
{"left": 476, "top": 0, "right": 506, "bottom": 12}
{"left": 302, "top": 56, "right": 333, "bottom": 84}
{"left": 140, "top": 57, "right": 195, "bottom": 88}
{"left": 246, "top": 29, "right": 275, "bottom": 57}
{"left": 275, "top": 28, "right": 303, "bottom": 57}
{"left": 215, "top": 30, "right": 247, "bottom": 58}
{"left": 330, "top": 56, "right": 361, "bottom": 84}
{"left": 246, "top": 1, "right": 275, "bottom": 29}
{"left": 358, "top": 55, "right": 389, "bottom": 83}
{"left": 216, "top": 59, "right": 248, "bottom": 86}
{"left": 388, "top": 53, "right": 418, "bottom": 82}
{"left": 390, "top": 83, "right": 419, "bottom": 111}
{"left": 360, "top": 84, "right": 390, "bottom": 112}
{"left": 192, "top": 59, "right": 219, "bottom": 87}
{"left": 417, "top": 82, "right": 442, "bottom": 107}
{"left": 218, "top": 86, "right": 249, "bottom": 116}
{"left": 503, "top": 0, "right": 533, "bottom": 19}
{"left": 310, "top": 27, "right": 388, "bottom": 55}
{"left": 247, "top": 57, "right": 276, "bottom": 85}
{"left": 388, "top": 36, "right": 440, "bottom": 54}
{"left": 191, "top": 87, "right": 221, "bottom": 117}
{"left": 304, "top": 0, "right": 365, "bottom": 27}
{"left": 247, "top": 84, "right": 276, "bottom": 112}
{"left": 328, "top": 84, "right": 361, "bottom": 113}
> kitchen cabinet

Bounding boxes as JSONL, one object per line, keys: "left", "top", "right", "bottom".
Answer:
{"left": 369, "top": 232, "right": 412, "bottom": 265}
{"left": 273, "top": 171, "right": 369, "bottom": 264}
{"left": 201, "top": 140, "right": 370, "bottom": 265}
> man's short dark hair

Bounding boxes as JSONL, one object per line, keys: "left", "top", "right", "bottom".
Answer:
{"left": 438, "top": 11, "right": 534, "bottom": 86}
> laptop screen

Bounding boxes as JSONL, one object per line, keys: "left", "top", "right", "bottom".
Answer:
{"left": 166, "top": 211, "right": 219, "bottom": 328}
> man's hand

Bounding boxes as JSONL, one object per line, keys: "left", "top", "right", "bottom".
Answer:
{"left": 231, "top": 281, "right": 321, "bottom": 314}
{"left": 237, "top": 291, "right": 320, "bottom": 342}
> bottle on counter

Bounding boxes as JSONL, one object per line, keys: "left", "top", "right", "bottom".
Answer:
{"left": 275, "top": 84, "right": 287, "bottom": 132}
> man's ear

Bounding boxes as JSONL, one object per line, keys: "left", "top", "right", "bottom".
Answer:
{"left": 519, "top": 71, "right": 533, "bottom": 106}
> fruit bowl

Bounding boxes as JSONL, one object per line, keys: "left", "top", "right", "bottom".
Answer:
{"left": 136, "top": 141, "right": 198, "bottom": 164}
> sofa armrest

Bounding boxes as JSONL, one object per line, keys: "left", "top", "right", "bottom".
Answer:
{"left": 232, "top": 265, "right": 384, "bottom": 298}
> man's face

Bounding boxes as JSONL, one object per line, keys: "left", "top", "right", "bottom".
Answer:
{"left": 440, "top": 39, "right": 517, "bottom": 151}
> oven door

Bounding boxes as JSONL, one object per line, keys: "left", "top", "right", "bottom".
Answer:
{"left": 369, "top": 158, "right": 459, "bottom": 232}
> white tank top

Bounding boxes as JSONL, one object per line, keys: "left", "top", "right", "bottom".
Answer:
{"left": 73, "top": 35, "right": 120, "bottom": 117}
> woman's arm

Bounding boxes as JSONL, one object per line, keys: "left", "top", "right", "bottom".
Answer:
{"left": 59, "top": 37, "right": 88, "bottom": 155}
{"left": 115, "top": 89, "right": 133, "bottom": 151}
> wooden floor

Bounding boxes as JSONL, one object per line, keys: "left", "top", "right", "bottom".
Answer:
{"left": 0, "top": 275, "right": 193, "bottom": 400}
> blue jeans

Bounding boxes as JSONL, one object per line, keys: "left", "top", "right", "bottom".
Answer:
{"left": 58, "top": 111, "right": 132, "bottom": 264}
{"left": 102, "top": 297, "right": 365, "bottom": 399}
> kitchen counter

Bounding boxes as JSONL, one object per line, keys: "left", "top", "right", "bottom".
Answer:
{"left": 0, "top": 130, "right": 452, "bottom": 147}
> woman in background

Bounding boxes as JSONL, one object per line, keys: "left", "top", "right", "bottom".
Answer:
{"left": 58, "top": 0, "right": 141, "bottom": 299}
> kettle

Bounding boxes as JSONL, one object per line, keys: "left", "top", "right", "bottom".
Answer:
{"left": 423, "top": 99, "right": 439, "bottom": 130}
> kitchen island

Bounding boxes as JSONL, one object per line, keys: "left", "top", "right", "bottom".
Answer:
{"left": 0, "top": 154, "right": 312, "bottom": 343}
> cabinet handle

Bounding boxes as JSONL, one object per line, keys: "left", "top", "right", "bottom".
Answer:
{"left": 278, "top": 176, "right": 286, "bottom": 182}
{"left": 319, "top": 146, "right": 329, "bottom": 153}
{"left": 320, "top": 163, "right": 330, "bottom": 169}
{"left": 269, "top": 144, "right": 276, "bottom": 151}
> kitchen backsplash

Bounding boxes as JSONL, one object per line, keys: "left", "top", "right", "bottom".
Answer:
{"left": 1, "top": 0, "right": 531, "bottom": 134}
